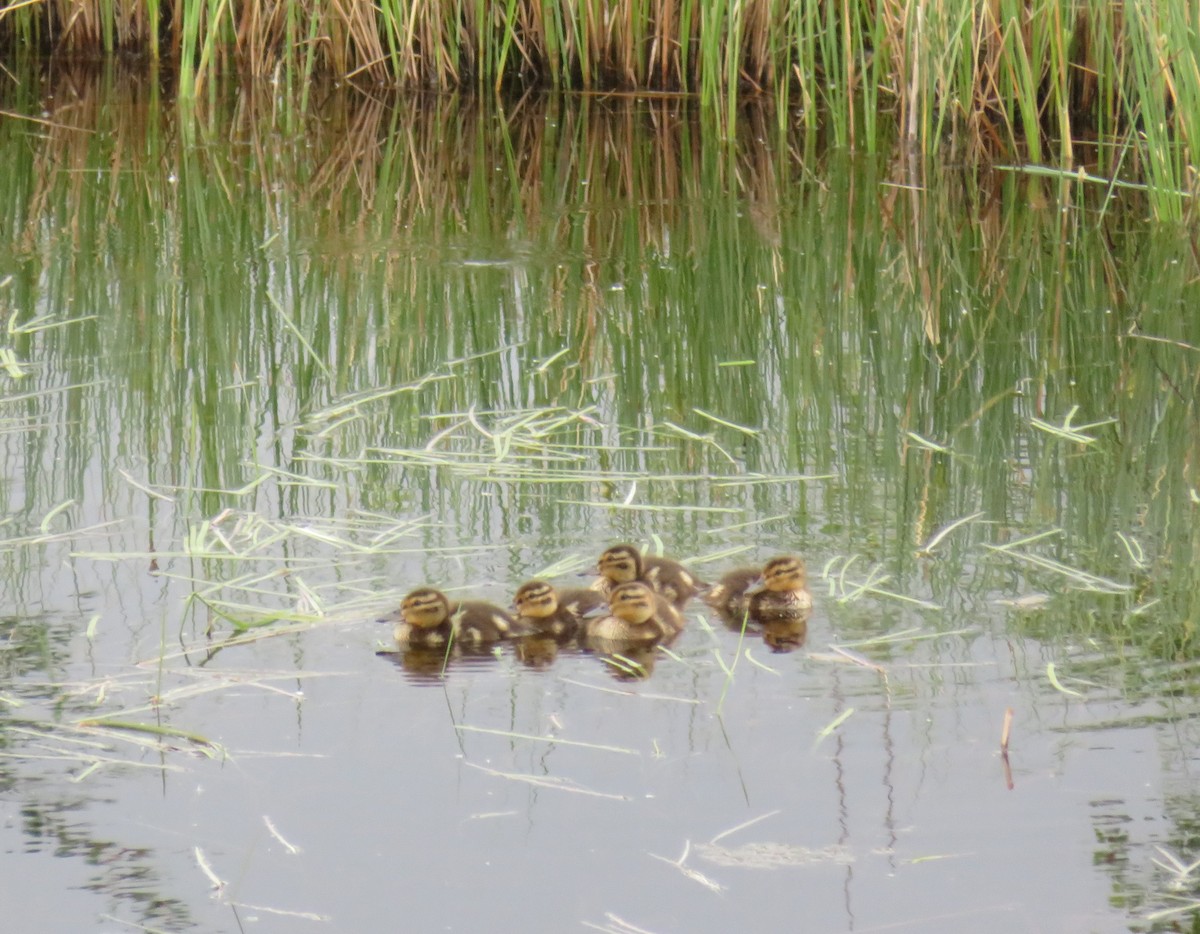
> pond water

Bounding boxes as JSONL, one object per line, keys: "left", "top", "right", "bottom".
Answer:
{"left": 1, "top": 66, "right": 1198, "bottom": 933}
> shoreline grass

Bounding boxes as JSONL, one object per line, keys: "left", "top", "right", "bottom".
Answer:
{"left": 0, "top": 2, "right": 1197, "bottom": 180}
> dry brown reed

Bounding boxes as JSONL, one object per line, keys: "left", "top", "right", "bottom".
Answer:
{"left": 1, "top": 0, "right": 1196, "bottom": 174}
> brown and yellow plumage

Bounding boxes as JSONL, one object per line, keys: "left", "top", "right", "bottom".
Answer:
{"left": 513, "top": 579, "right": 606, "bottom": 639}
{"left": 394, "top": 588, "right": 516, "bottom": 648}
{"left": 585, "top": 581, "right": 685, "bottom": 645}
{"left": 592, "top": 543, "right": 706, "bottom": 608}
{"left": 705, "top": 555, "right": 812, "bottom": 625}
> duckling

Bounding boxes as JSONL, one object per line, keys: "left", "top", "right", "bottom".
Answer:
{"left": 394, "top": 588, "right": 515, "bottom": 649}
{"left": 585, "top": 581, "right": 684, "bottom": 645}
{"left": 703, "top": 566, "right": 763, "bottom": 616}
{"left": 513, "top": 580, "right": 606, "bottom": 640}
{"left": 593, "top": 543, "right": 706, "bottom": 608}
{"left": 705, "top": 555, "right": 812, "bottom": 624}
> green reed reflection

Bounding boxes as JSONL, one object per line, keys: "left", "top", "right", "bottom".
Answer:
{"left": 0, "top": 68, "right": 1199, "bottom": 934}
{"left": 0, "top": 70, "right": 1196, "bottom": 658}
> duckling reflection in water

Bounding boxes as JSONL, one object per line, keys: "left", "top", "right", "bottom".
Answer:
{"left": 512, "top": 579, "right": 605, "bottom": 641}
{"left": 379, "top": 644, "right": 504, "bottom": 682}
{"left": 705, "top": 555, "right": 812, "bottom": 626}
{"left": 593, "top": 543, "right": 707, "bottom": 608}
{"left": 513, "top": 633, "right": 563, "bottom": 670}
{"left": 761, "top": 616, "right": 809, "bottom": 652}
{"left": 394, "top": 588, "right": 516, "bottom": 649}
{"left": 596, "top": 642, "right": 660, "bottom": 681}
{"left": 385, "top": 644, "right": 457, "bottom": 681}
{"left": 585, "top": 581, "right": 684, "bottom": 647}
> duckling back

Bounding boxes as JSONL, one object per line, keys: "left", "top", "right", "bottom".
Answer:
{"left": 748, "top": 587, "right": 812, "bottom": 624}
{"left": 642, "top": 555, "right": 706, "bottom": 607}
{"left": 451, "top": 599, "right": 517, "bottom": 645}
{"left": 703, "top": 566, "right": 763, "bottom": 618}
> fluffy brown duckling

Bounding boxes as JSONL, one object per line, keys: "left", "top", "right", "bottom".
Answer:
{"left": 512, "top": 580, "right": 606, "bottom": 640}
{"left": 593, "top": 543, "right": 706, "bottom": 608}
{"left": 585, "top": 581, "right": 685, "bottom": 645}
{"left": 705, "top": 555, "right": 812, "bottom": 624}
{"left": 394, "top": 588, "right": 516, "bottom": 649}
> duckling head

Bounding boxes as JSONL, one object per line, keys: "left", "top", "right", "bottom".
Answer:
{"left": 514, "top": 580, "right": 560, "bottom": 619}
{"left": 400, "top": 588, "right": 453, "bottom": 629}
{"left": 608, "top": 581, "right": 658, "bottom": 625}
{"left": 598, "top": 544, "right": 644, "bottom": 584}
{"left": 761, "top": 555, "right": 807, "bottom": 593}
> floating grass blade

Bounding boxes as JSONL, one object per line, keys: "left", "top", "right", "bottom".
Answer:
{"left": 691, "top": 408, "right": 758, "bottom": 435}
{"left": 455, "top": 725, "right": 639, "bottom": 755}
{"left": 1046, "top": 663, "right": 1083, "bottom": 698}
{"left": 194, "top": 846, "right": 226, "bottom": 892}
{"left": 742, "top": 649, "right": 779, "bottom": 675}
{"left": 918, "top": 511, "right": 985, "bottom": 555}
{"left": 709, "top": 810, "right": 781, "bottom": 846}
{"left": 464, "top": 762, "right": 628, "bottom": 800}
{"left": 714, "top": 610, "right": 749, "bottom": 718}
{"left": 815, "top": 708, "right": 855, "bottom": 745}
{"left": 264, "top": 816, "right": 302, "bottom": 854}
{"left": 648, "top": 842, "right": 726, "bottom": 893}
{"left": 556, "top": 679, "right": 701, "bottom": 704}
{"left": 984, "top": 546, "right": 1133, "bottom": 594}
{"left": 73, "top": 719, "right": 221, "bottom": 749}
{"left": 906, "top": 431, "right": 952, "bottom": 454}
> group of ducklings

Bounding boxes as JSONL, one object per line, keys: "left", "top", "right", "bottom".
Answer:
{"left": 392, "top": 543, "right": 812, "bottom": 658}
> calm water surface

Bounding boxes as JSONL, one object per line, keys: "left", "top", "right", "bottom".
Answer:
{"left": 0, "top": 69, "right": 1198, "bottom": 933}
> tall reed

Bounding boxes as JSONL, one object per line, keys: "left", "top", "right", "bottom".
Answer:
{"left": 1, "top": 0, "right": 1197, "bottom": 172}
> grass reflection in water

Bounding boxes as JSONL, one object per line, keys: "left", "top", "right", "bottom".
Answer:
{"left": 0, "top": 75, "right": 1197, "bottom": 933}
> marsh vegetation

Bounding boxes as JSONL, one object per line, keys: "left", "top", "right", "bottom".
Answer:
{"left": 1, "top": 2, "right": 1199, "bottom": 204}
{"left": 0, "top": 65, "right": 1198, "bottom": 932}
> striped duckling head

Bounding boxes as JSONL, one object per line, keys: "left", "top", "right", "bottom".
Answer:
{"left": 607, "top": 581, "right": 659, "bottom": 625}
{"left": 513, "top": 580, "right": 560, "bottom": 619}
{"left": 400, "top": 588, "right": 453, "bottom": 629}
{"left": 759, "top": 555, "right": 808, "bottom": 593}
{"left": 597, "top": 544, "right": 644, "bottom": 586}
